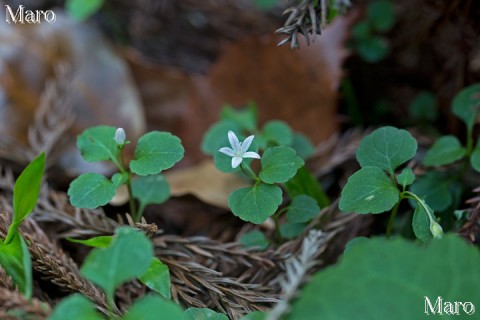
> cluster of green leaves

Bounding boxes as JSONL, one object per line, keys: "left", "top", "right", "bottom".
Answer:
{"left": 351, "top": 0, "right": 395, "bottom": 63}
{"left": 202, "top": 103, "right": 325, "bottom": 245}
{"left": 339, "top": 126, "right": 443, "bottom": 241}
{"left": 68, "top": 126, "right": 184, "bottom": 222}
{"left": 0, "top": 152, "right": 45, "bottom": 299}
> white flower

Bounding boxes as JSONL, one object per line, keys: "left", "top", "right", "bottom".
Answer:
{"left": 219, "top": 131, "right": 261, "bottom": 168}
{"left": 114, "top": 127, "right": 126, "bottom": 146}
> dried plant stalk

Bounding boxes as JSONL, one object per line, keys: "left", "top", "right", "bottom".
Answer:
{"left": 0, "top": 287, "right": 51, "bottom": 319}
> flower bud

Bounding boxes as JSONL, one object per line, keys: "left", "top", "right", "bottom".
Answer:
{"left": 430, "top": 221, "right": 443, "bottom": 239}
{"left": 114, "top": 128, "right": 126, "bottom": 146}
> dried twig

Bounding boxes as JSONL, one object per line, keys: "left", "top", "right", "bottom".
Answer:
{"left": 0, "top": 287, "right": 51, "bottom": 319}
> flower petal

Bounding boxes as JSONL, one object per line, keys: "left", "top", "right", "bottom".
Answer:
{"left": 228, "top": 131, "right": 241, "bottom": 152}
{"left": 243, "top": 151, "right": 261, "bottom": 159}
{"left": 232, "top": 156, "right": 243, "bottom": 168}
{"left": 219, "top": 147, "right": 235, "bottom": 157}
{"left": 241, "top": 135, "right": 255, "bottom": 153}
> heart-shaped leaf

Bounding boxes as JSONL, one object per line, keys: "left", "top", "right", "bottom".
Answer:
{"left": 423, "top": 135, "right": 466, "bottom": 167}
{"left": 356, "top": 126, "right": 417, "bottom": 175}
{"left": 229, "top": 183, "right": 283, "bottom": 224}
{"left": 239, "top": 230, "right": 269, "bottom": 250}
{"left": 132, "top": 174, "right": 170, "bottom": 213}
{"left": 261, "top": 120, "right": 294, "bottom": 146}
{"left": 0, "top": 233, "right": 32, "bottom": 298}
{"left": 201, "top": 120, "right": 242, "bottom": 155}
{"left": 452, "top": 83, "right": 480, "bottom": 131}
{"left": 68, "top": 173, "right": 117, "bottom": 209}
{"left": 49, "top": 294, "right": 103, "bottom": 320}
{"left": 139, "top": 258, "right": 171, "bottom": 299}
{"left": 286, "top": 195, "right": 320, "bottom": 223}
{"left": 130, "top": 131, "right": 184, "bottom": 176}
{"left": 77, "top": 126, "right": 118, "bottom": 163}
{"left": 339, "top": 166, "right": 399, "bottom": 214}
{"left": 259, "top": 146, "right": 304, "bottom": 184}
{"left": 220, "top": 103, "right": 258, "bottom": 132}
{"left": 396, "top": 167, "right": 415, "bottom": 189}
{"left": 123, "top": 295, "right": 184, "bottom": 320}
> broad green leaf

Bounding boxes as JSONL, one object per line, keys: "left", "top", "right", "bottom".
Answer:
{"left": 77, "top": 126, "right": 118, "bottom": 163}
{"left": 130, "top": 132, "right": 184, "bottom": 176}
{"left": 139, "top": 258, "right": 171, "bottom": 299}
{"left": 49, "top": 294, "right": 103, "bottom": 320}
{"left": 262, "top": 120, "right": 294, "bottom": 146}
{"left": 132, "top": 174, "right": 170, "bottom": 212}
{"left": 0, "top": 233, "right": 32, "bottom": 298}
{"left": 351, "top": 21, "right": 371, "bottom": 40}
{"left": 356, "top": 126, "right": 417, "bottom": 175}
{"left": 423, "top": 135, "right": 466, "bottom": 167}
{"left": 355, "top": 36, "right": 389, "bottom": 63}
{"left": 184, "top": 308, "right": 228, "bottom": 320}
{"left": 201, "top": 121, "right": 242, "bottom": 155}
{"left": 81, "top": 227, "right": 153, "bottom": 302}
{"left": 286, "top": 195, "right": 320, "bottom": 223}
{"left": 412, "top": 202, "right": 433, "bottom": 242}
{"left": 291, "top": 133, "right": 315, "bottom": 159}
{"left": 220, "top": 103, "right": 258, "bottom": 132}
{"left": 367, "top": 0, "right": 395, "bottom": 32}
{"left": 409, "top": 91, "right": 437, "bottom": 122}
{"left": 280, "top": 221, "right": 308, "bottom": 240}
{"left": 339, "top": 166, "right": 399, "bottom": 214}
{"left": 284, "top": 167, "right": 330, "bottom": 208}
{"left": 67, "top": 236, "right": 113, "bottom": 248}
{"left": 123, "top": 295, "right": 183, "bottom": 320}
{"left": 65, "top": 0, "right": 104, "bottom": 21}
{"left": 452, "top": 83, "right": 480, "bottom": 131}
{"left": 6, "top": 152, "right": 45, "bottom": 243}
{"left": 286, "top": 235, "right": 480, "bottom": 320}
{"left": 68, "top": 173, "right": 116, "bottom": 209}
{"left": 259, "top": 146, "right": 304, "bottom": 184}
{"left": 471, "top": 148, "right": 480, "bottom": 173}
{"left": 240, "top": 311, "right": 266, "bottom": 320}
{"left": 396, "top": 167, "right": 415, "bottom": 188}
{"left": 111, "top": 172, "right": 128, "bottom": 188}
{"left": 229, "top": 184, "right": 283, "bottom": 224}
{"left": 239, "top": 230, "right": 269, "bottom": 250}
{"left": 409, "top": 171, "right": 452, "bottom": 212}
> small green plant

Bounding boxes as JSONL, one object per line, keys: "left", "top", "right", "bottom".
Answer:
{"left": 67, "top": 126, "right": 184, "bottom": 222}
{"left": 0, "top": 152, "right": 45, "bottom": 299}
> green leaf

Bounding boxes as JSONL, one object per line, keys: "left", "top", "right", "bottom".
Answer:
{"left": 81, "top": 227, "right": 153, "bottom": 302}
{"left": 412, "top": 202, "right": 433, "bottom": 242}
{"left": 396, "top": 167, "right": 415, "bottom": 188}
{"left": 291, "top": 133, "right": 315, "bottom": 159}
{"left": 7, "top": 152, "right": 45, "bottom": 243}
{"left": 339, "top": 166, "right": 399, "bottom": 214}
{"left": 409, "top": 171, "right": 452, "bottom": 211}
{"left": 132, "top": 174, "right": 170, "bottom": 212}
{"left": 284, "top": 167, "right": 330, "bottom": 208}
{"left": 229, "top": 184, "right": 283, "bottom": 224}
{"left": 409, "top": 91, "right": 437, "bottom": 122}
{"left": 471, "top": 148, "right": 480, "bottom": 173}
{"left": 355, "top": 36, "right": 390, "bottom": 63}
{"left": 65, "top": 0, "right": 104, "bottom": 21}
{"left": 262, "top": 120, "right": 294, "bottom": 146}
{"left": 220, "top": 103, "right": 258, "bottom": 132}
{"left": 259, "top": 146, "right": 304, "bottom": 184}
{"left": 67, "top": 236, "right": 113, "bottom": 248}
{"left": 253, "top": 0, "right": 278, "bottom": 10}
{"left": 286, "top": 195, "right": 320, "bottom": 223}
{"left": 452, "top": 83, "right": 480, "bottom": 131}
{"left": 214, "top": 138, "right": 258, "bottom": 174}
{"left": 367, "top": 0, "right": 395, "bottom": 32}
{"left": 77, "top": 126, "right": 118, "bottom": 163}
{"left": 423, "top": 135, "right": 466, "bottom": 167}
{"left": 239, "top": 230, "right": 269, "bottom": 250}
{"left": 122, "top": 295, "right": 183, "bottom": 320}
{"left": 279, "top": 221, "right": 308, "bottom": 240}
{"left": 240, "top": 311, "right": 266, "bottom": 320}
{"left": 68, "top": 173, "right": 117, "bottom": 209}
{"left": 356, "top": 126, "right": 417, "bottom": 175}
{"left": 0, "top": 233, "right": 32, "bottom": 299}
{"left": 184, "top": 308, "right": 228, "bottom": 320}
{"left": 112, "top": 172, "right": 128, "bottom": 188}
{"left": 130, "top": 132, "right": 184, "bottom": 176}
{"left": 139, "top": 258, "right": 171, "bottom": 300}
{"left": 201, "top": 121, "right": 242, "bottom": 155}
{"left": 49, "top": 294, "right": 103, "bottom": 320}
{"left": 286, "top": 235, "right": 480, "bottom": 320}
{"left": 351, "top": 21, "right": 371, "bottom": 40}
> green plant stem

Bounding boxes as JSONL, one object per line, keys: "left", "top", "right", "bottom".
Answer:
{"left": 386, "top": 199, "right": 401, "bottom": 239}
{"left": 240, "top": 163, "right": 259, "bottom": 181}
{"left": 466, "top": 127, "right": 474, "bottom": 156}
{"left": 118, "top": 148, "right": 138, "bottom": 222}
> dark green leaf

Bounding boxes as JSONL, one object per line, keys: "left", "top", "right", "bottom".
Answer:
{"left": 291, "top": 133, "right": 315, "bottom": 159}
{"left": 220, "top": 103, "right": 257, "bottom": 132}
{"left": 259, "top": 146, "right": 304, "bottom": 184}
{"left": 351, "top": 21, "right": 371, "bottom": 40}
{"left": 412, "top": 201, "right": 433, "bottom": 243}
{"left": 132, "top": 174, "right": 170, "bottom": 211}
{"left": 68, "top": 173, "right": 117, "bottom": 209}
{"left": 279, "top": 221, "right": 308, "bottom": 240}
{"left": 356, "top": 36, "right": 390, "bottom": 63}
{"left": 77, "top": 126, "right": 118, "bottom": 163}
{"left": 396, "top": 167, "right": 415, "bottom": 188}
{"left": 284, "top": 167, "right": 330, "bottom": 208}
{"left": 184, "top": 308, "right": 228, "bottom": 320}
{"left": 201, "top": 121, "right": 242, "bottom": 155}
{"left": 240, "top": 311, "right": 266, "bottom": 320}
{"left": 423, "top": 136, "right": 466, "bottom": 167}
{"left": 229, "top": 184, "right": 283, "bottom": 224}
{"left": 286, "top": 195, "right": 320, "bottom": 223}
{"left": 239, "top": 231, "right": 269, "bottom": 250}
{"left": 130, "top": 132, "right": 184, "bottom": 176}
{"left": 339, "top": 166, "right": 399, "bottom": 214}
{"left": 471, "top": 148, "right": 480, "bottom": 173}
{"left": 367, "top": 0, "right": 395, "bottom": 32}
{"left": 123, "top": 295, "right": 183, "bottom": 320}
{"left": 0, "top": 234, "right": 32, "bottom": 298}
{"left": 262, "top": 120, "right": 294, "bottom": 146}
{"left": 49, "top": 294, "right": 103, "bottom": 320}
{"left": 409, "top": 91, "right": 437, "bottom": 122}
{"left": 65, "top": 0, "right": 104, "bottom": 21}
{"left": 139, "top": 258, "right": 171, "bottom": 299}
{"left": 112, "top": 172, "right": 128, "bottom": 188}
{"left": 452, "top": 83, "right": 480, "bottom": 131}
{"left": 409, "top": 171, "right": 452, "bottom": 212}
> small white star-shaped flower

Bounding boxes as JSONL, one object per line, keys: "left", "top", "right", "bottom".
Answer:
{"left": 219, "top": 131, "right": 261, "bottom": 168}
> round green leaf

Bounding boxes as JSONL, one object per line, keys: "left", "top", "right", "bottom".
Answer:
{"left": 409, "top": 91, "right": 437, "bottom": 122}
{"left": 132, "top": 174, "right": 170, "bottom": 208}
{"left": 396, "top": 167, "right": 415, "bottom": 188}
{"left": 356, "top": 126, "right": 417, "bottom": 175}
{"left": 286, "top": 195, "right": 320, "bottom": 223}
{"left": 452, "top": 83, "right": 480, "bottom": 131}
{"left": 367, "top": 0, "right": 395, "bottom": 32}
{"left": 262, "top": 120, "right": 294, "bottom": 146}
{"left": 409, "top": 171, "right": 452, "bottom": 212}
{"left": 139, "top": 258, "right": 171, "bottom": 300}
{"left": 239, "top": 230, "right": 269, "bottom": 250}
{"left": 287, "top": 235, "right": 480, "bottom": 320}
{"left": 339, "top": 166, "right": 399, "bottom": 214}
{"left": 351, "top": 21, "right": 371, "bottom": 40}
{"left": 279, "top": 221, "right": 308, "bottom": 240}
{"left": 49, "top": 294, "right": 103, "bottom": 320}
{"left": 77, "top": 126, "right": 118, "bottom": 163}
{"left": 259, "top": 146, "right": 304, "bottom": 184}
{"left": 291, "top": 133, "right": 315, "bottom": 159}
{"left": 356, "top": 36, "right": 389, "bottom": 63}
{"left": 229, "top": 184, "right": 283, "bottom": 224}
{"left": 80, "top": 227, "right": 153, "bottom": 301}
{"left": 471, "top": 148, "right": 480, "bottom": 173}
{"left": 130, "top": 131, "right": 184, "bottom": 176}
{"left": 201, "top": 120, "right": 241, "bottom": 155}
{"left": 123, "top": 295, "right": 184, "bottom": 320}
{"left": 185, "top": 308, "right": 228, "bottom": 320}
{"left": 68, "top": 173, "right": 116, "bottom": 209}
{"left": 423, "top": 135, "right": 466, "bottom": 167}
{"left": 220, "top": 103, "right": 258, "bottom": 132}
